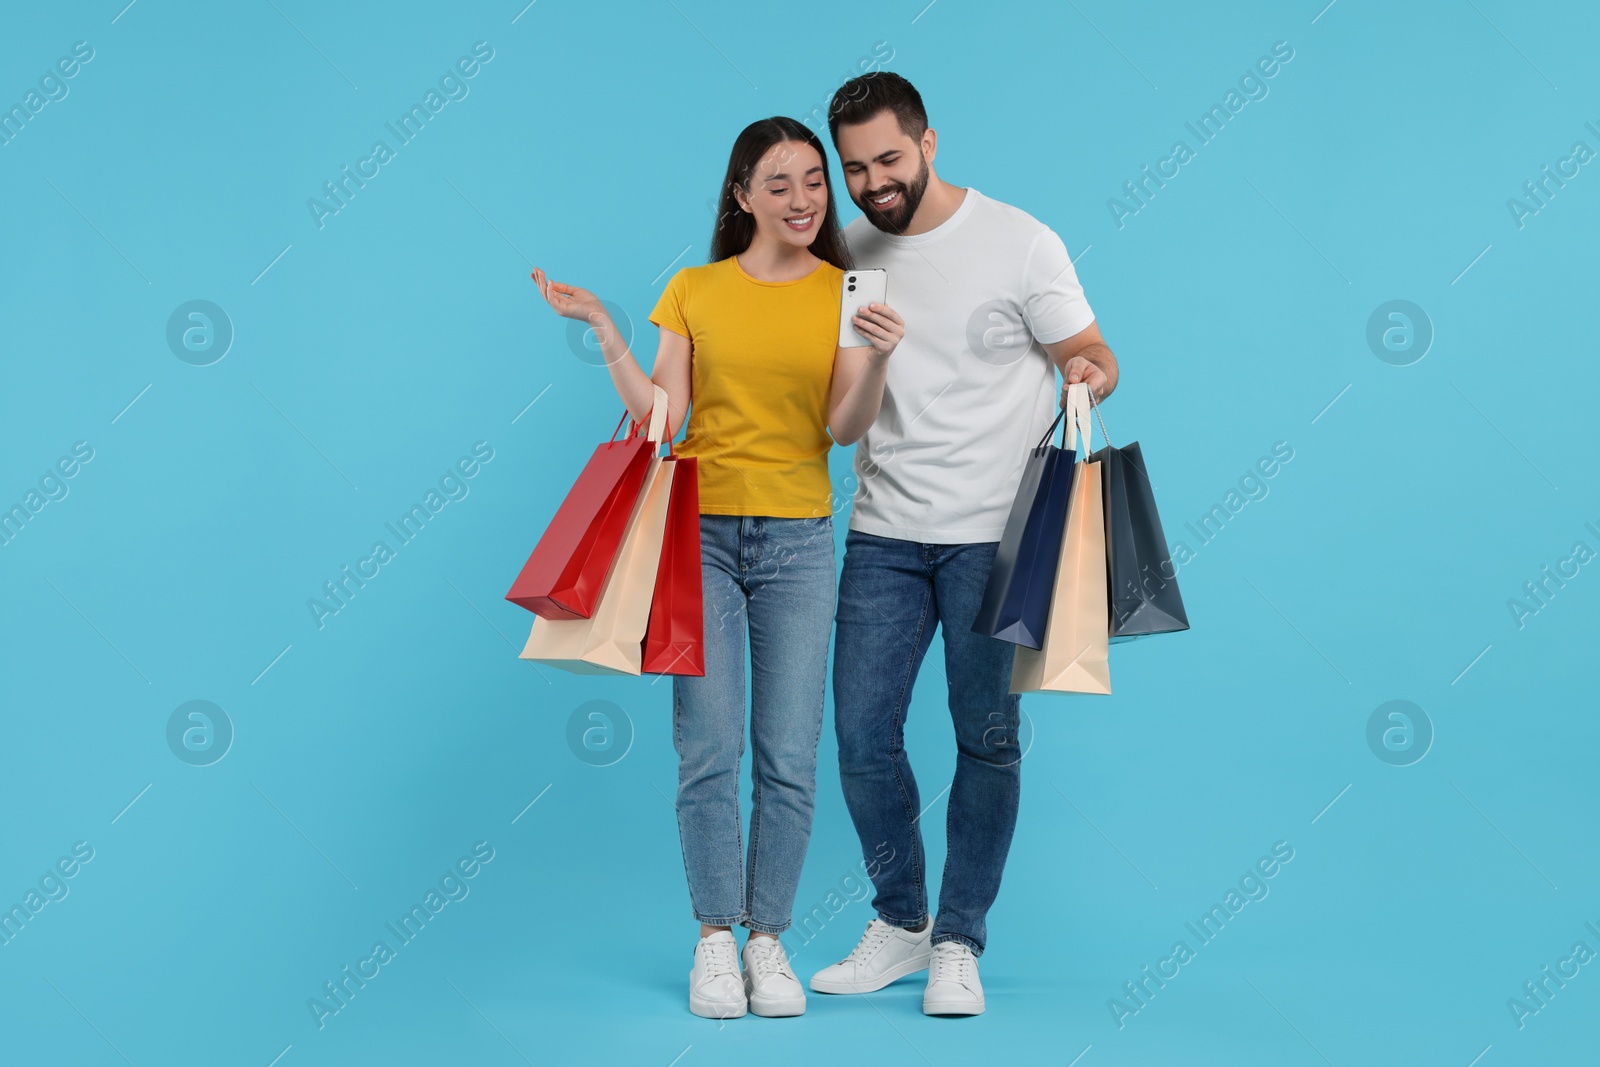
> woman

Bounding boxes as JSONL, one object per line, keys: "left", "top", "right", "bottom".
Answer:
{"left": 532, "top": 116, "right": 903, "bottom": 1019}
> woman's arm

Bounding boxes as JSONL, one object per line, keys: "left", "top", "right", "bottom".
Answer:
{"left": 642, "top": 327, "right": 692, "bottom": 439}
{"left": 827, "top": 302, "right": 903, "bottom": 445}
{"left": 531, "top": 268, "right": 691, "bottom": 434}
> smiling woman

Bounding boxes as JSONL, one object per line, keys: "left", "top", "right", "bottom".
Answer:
{"left": 526, "top": 113, "right": 905, "bottom": 1020}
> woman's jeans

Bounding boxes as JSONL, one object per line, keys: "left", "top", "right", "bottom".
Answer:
{"left": 671, "top": 514, "right": 835, "bottom": 934}
{"left": 832, "top": 531, "right": 1023, "bottom": 956}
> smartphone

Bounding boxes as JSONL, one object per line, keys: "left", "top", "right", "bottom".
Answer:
{"left": 838, "top": 269, "right": 888, "bottom": 348}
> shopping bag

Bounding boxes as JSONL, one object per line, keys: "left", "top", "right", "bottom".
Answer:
{"left": 972, "top": 405, "right": 1076, "bottom": 649}
{"left": 504, "top": 410, "right": 653, "bottom": 620}
{"left": 519, "top": 387, "right": 674, "bottom": 675}
{"left": 1087, "top": 394, "right": 1189, "bottom": 641}
{"left": 641, "top": 451, "right": 704, "bottom": 676}
{"left": 1011, "top": 383, "right": 1111, "bottom": 695}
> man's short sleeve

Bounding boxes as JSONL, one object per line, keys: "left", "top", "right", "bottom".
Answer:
{"left": 649, "top": 268, "right": 692, "bottom": 338}
{"left": 1020, "top": 229, "right": 1095, "bottom": 345}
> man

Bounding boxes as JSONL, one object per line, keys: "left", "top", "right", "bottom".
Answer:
{"left": 809, "top": 72, "right": 1119, "bottom": 1016}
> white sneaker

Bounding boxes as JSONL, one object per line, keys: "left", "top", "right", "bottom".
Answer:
{"left": 809, "top": 918, "right": 932, "bottom": 994}
{"left": 742, "top": 936, "right": 806, "bottom": 1017}
{"left": 689, "top": 930, "right": 747, "bottom": 1019}
{"left": 923, "top": 941, "right": 984, "bottom": 1015}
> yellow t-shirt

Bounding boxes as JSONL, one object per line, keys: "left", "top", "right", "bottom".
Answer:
{"left": 649, "top": 256, "right": 842, "bottom": 517}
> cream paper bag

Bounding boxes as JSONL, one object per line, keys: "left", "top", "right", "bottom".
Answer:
{"left": 1011, "top": 382, "right": 1111, "bottom": 695}
{"left": 520, "top": 386, "right": 674, "bottom": 676}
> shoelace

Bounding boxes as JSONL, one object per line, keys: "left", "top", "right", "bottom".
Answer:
{"left": 929, "top": 943, "right": 976, "bottom": 989}
{"left": 845, "top": 920, "right": 895, "bottom": 963}
{"left": 746, "top": 939, "right": 795, "bottom": 981}
{"left": 700, "top": 937, "right": 740, "bottom": 981}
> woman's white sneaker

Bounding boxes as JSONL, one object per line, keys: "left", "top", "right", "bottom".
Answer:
{"left": 689, "top": 930, "right": 748, "bottom": 1019}
{"left": 742, "top": 936, "right": 806, "bottom": 1016}
{"left": 922, "top": 941, "right": 985, "bottom": 1015}
{"left": 809, "top": 918, "right": 932, "bottom": 994}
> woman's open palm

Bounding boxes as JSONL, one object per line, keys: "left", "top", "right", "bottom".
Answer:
{"left": 531, "top": 267, "right": 602, "bottom": 323}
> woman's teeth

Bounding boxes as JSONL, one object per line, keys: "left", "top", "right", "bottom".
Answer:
{"left": 785, "top": 214, "right": 814, "bottom": 228}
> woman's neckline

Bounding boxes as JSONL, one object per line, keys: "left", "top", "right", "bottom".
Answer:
{"left": 731, "top": 253, "right": 829, "bottom": 287}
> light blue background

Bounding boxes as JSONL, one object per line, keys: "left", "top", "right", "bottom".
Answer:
{"left": 2, "top": 1, "right": 1596, "bottom": 1064}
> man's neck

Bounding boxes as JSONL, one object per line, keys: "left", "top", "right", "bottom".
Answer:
{"left": 899, "top": 177, "right": 967, "bottom": 237}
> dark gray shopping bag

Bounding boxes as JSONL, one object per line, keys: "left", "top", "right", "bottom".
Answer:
{"left": 1087, "top": 398, "right": 1189, "bottom": 641}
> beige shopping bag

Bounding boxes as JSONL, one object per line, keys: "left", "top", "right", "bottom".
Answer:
{"left": 520, "top": 386, "right": 675, "bottom": 675}
{"left": 1011, "top": 383, "right": 1111, "bottom": 695}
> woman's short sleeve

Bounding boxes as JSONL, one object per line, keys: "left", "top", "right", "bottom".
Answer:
{"left": 649, "top": 268, "right": 692, "bottom": 338}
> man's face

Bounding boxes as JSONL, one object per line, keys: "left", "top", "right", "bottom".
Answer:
{"left": 835, "top": 110, "right": 931, "bottom": 235}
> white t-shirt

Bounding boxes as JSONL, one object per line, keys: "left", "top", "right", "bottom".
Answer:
{"left": 842, "top": 187, "right": 1096, "bottom": 543}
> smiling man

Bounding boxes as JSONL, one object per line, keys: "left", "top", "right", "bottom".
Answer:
{"left": 809, "top": 72, "right": 1119, "bottom": 1016}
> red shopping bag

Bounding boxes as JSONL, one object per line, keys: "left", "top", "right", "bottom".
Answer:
{"left": 505, "top": 412, "right": 653, "bottom": 620}
{"left": 641, "top": 452, "right": 704, "bottom": 675}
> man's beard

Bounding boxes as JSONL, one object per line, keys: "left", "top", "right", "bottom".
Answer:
{"left": 858, "top": 156, "right": 930, "bottom": 235}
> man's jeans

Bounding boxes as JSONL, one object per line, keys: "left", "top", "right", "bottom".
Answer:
{"left": 833, "top": 530, "right": 1023, "bottom": 956}
{"left": 672, "top": 515, "right": 836, "bottom": 935}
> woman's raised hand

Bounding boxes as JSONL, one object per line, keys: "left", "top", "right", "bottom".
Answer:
{"left": 531, "top": 267, "right": 604, "bottom": 323}
{"left": 851, "top": 302, "right": 905, "bottom": 361}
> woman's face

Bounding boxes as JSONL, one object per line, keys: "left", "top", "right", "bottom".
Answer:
{"left": 735, "top": 139, "right": 828, "bottom": 251}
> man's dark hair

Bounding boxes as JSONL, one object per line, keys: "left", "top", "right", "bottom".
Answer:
{"left": 827, "top": 72, "right": 928, "bottom": 145}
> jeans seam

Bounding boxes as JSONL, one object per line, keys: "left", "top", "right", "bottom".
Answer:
{"left": 886, "top": 574, "right": 933, "bottom": 922}
{"left": 746, "top": 735, "right": 762, "bottom": 926}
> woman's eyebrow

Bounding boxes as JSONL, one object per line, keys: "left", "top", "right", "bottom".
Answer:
{"left": 761, "top": 165, "right": 826, "bottom": 182}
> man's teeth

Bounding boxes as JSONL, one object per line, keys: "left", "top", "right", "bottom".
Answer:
{"left": 872, "top": 191, "right": 897, "bottom": 204}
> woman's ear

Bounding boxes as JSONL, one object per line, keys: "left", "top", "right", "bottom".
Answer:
{"left": 731, "top": 181, "right": 752, "bottom": 214}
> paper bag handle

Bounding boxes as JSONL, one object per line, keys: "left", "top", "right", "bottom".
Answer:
{"left": 1065, "top": 381, "right": 1096, "bottom": 456}
{"left": 1086, "top": 386, "right": 1113, "bottom": 448}
{"left": 625, "top": 383, "right": 674, "bottom": 452}
{"left": 1035, "top": 405, "right": 1069, "bottom": 450}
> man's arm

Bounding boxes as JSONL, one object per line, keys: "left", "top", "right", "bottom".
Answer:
{"left": 1041, "top": 320, "right": 1118, "bottom": 407}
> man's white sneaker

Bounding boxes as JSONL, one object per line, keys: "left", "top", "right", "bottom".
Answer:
{"left": 689, "top": 930, "right": 747, "bottom": 1019}
{"left": 742, "top": 936, "right": 806, "bottom": 1017}
{"left": 809, "top": 918, "right": 932, "bottom": 994}
{"left": 923, "top": 941, "right": 984, "bottom": 1015}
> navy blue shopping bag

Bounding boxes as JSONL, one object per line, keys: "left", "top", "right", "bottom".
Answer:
{"left": 972, "top": 406, "right": 1076, "bottom": 649}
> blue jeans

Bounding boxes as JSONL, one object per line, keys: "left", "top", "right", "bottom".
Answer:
{"left": 832, "top": 531, "right": 1022, "bottom": 956}
{"left": 672, "top": 514, "right": 836, "bottom": 934}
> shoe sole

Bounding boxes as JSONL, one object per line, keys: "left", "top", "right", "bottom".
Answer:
{"left": 748, "top": 995, "right": 806, "bottom": 1018}
{"left": 689, "top": 994, "right": 748, "bottom": 1020}
{"left": 922, "top": 996, "right": 984, "bottom": 1016}
{"left": 809, "top": 954, "right": 932, "bottom": 994}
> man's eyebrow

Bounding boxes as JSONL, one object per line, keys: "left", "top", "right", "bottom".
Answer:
{"left": 844, "top": 149, "right": 902, "bottom": 167}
